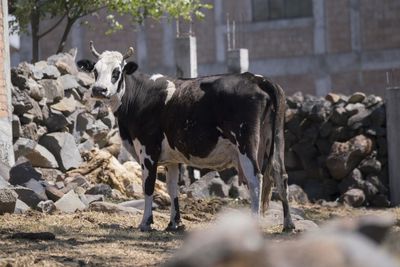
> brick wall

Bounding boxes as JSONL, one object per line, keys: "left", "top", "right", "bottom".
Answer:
{"left": 0, "top": 0, "right": 8, "bottom": 119}
{"left": 15, "top": 0, "right": 400, "bottom": 96}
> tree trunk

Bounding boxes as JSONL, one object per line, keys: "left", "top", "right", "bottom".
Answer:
{"left": 30, "top": 8, "right": 40, "bottom": 62}
{"left": 56, "top": 18, "right": 75, "bottom": 53}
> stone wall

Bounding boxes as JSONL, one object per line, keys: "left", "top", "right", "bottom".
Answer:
{"left": 285, "top": 92, "right": 389, "bottom": 207}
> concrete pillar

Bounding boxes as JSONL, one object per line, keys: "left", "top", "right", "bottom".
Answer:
{"left": 175, "top": 36, "right": 197, "bottom": 78}
{"left": 226, "top": 48, "right": 249, "bottom": 73}
{"left": 0, "top": 0, "right": 15, "bottom": 167}
{"left": 386, "top": 87, "right": 400, "bottom": 206}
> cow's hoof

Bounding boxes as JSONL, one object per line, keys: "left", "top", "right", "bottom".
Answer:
{"left": 165, "top": 222, "right": 186, "bottom": 232}
{"left": 282, "top": 222, "right": 296, "bottom": 233}
{"left": 139, "top": 224, "right": 153, "bottom": 232}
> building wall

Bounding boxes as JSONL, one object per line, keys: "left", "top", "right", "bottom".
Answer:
{"left": 14, "top": 0, "right": 400, "bottom": 96}
{"left": 0, "top": 0, "right": 14, "bottom": 166}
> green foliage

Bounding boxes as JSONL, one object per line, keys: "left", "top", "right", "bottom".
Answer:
{"left": 10, "top": 0, "right": 212, "bottom": 34}
{"left": 108, "top": 0, "right": 212, "bottom": 23}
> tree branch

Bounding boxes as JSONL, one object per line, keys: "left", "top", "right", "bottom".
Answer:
{"left": 77, "top": 6, "right": 107, "bottom": 19}
{"left": 37, "top": 14, "right": 67, "bottom": 38}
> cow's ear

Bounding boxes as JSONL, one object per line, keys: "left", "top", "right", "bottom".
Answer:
{"left": 123, "top": 61, "right": 138, "bottom": 75}
{"left": 77, "top": 59, "right": 95, "bottom": 72}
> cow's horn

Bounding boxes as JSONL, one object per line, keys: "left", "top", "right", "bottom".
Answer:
{"left": 123, "top": 47, "right": 134, "bottom": 60}
{"left": 89, "top": 40, "right": 100, "bottom": 59}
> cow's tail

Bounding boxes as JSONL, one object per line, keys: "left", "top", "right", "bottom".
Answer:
{"left": 254, "top": 75, "right": 286, "bottom": 214}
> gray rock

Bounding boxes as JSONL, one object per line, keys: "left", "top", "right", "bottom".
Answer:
{"left": 58, "top": 74, "right": 80, "bottom": 91}
{"left": 76, "top": 71, "right": 94, "bottom": 88}
{"left": 119, "top": 199, "right": 158, "bottom": 210}
{"left": 85, "top": 194, "right": 104, "bottom": 204}
{"left": 24, "top": 178, "right": 48, "bottom": 200}
{"left": 14, "top": 186, "right": 43, "bottom": 208}
{"left": 74, "top": 111, "right": 95, "bottom": 137}
{"left": 19, "top": 113, "right": 35, "bottom": 125}
{"left": 186, "top": 172, "right": 224, "bottom": 199}
{"left": 36, "top": 168, "right": 64, "bottom": 182}
{"left": 13, "top": 138, "right": 37, "bottom": 160}
{"left": 366, "top": 174, "right": 388, "bottom": 194}
{"left": 288, "top": 184, "right": 309, "bottom": 204}
{"left": 64, "top": 175, "right": 90, "bottom": 189}
{"left": 338, "top": 168, "right": 365, "bottom": 194}
{"left": 25, "top": 144, "right": 59, "bottom": 169}
{"left": 343, "top": 188, "right": 366, "bottom": 207}
{"left": 359, "top": 158, "right": 382, "bottom": 175}
{"left": 325, "top": 93, "right": 341, "bottom": 104}
{"left": 89, "top": 201, "right": 140, "bottom": 214}
{"left": 348, "top": 92, "right": 366, "bottom": 103}
{"left": 37, "top": 200, "right": 56, "bottom": 213}
{"left": 47, "top": 48, "right": 79, "bottom": 75}
{"left": 12, "top": 87, "right": 33, "bottom": 115}
{"left": 50, "top": 95, "right": 77, "bottom": 115}
{"left": 44, "top": 184, "right": 65, "bottom": 201}
{"left": 9, "top": 160, "right": 42, "bottom": 185}
{"left": 39, "top": 132, "right": 83, "bottom": 171}
{"left": 363, "top": 181, "right": 379, "bottom": 201}
{"left": 38, "top": 79, "right": 64, "bottom": 104}
{"left": 26, "top": 78, "right": 44, "bottom": 101}
{"left": 78, "top": 139, "right": 95, "bottom": 153}
{"left": 44, "top": 109, "right": 70, "bottom": 132}
{"left": 0, "top": 188, "right": 18, "bottom": 214}
{"left": 54, "top": 190, "right": 87, "bottom": 213}
{"left": 14, "top": 199, "right": 31, "bottom": 214}
{"left": 12, "top": 115, "right": 21, "bottom": 139}
{"left": 101, "top": 111, "right": 116, "bottom": 129}
{"left": 26, "top": 98, "right": 43, "bottom": 124}
{"left": 21, "top": 122, "right": 39, "bottom": 141}
{"left": 327, "top": 135, "right": 373, "bottom": 180}
{"left": 110, "top": 189, "right": 125, "bottom": 200}
{"left": 85, "top": 183, "right": 112, "bottom": 197}
{"left": 87, "top": 120, "right": 109, "bottom": 148}
{"left": 11, "top": 68, "right": 30, "bottom": 89}
{"left": 41, "top": 65, "right": 61, "bottom": 79}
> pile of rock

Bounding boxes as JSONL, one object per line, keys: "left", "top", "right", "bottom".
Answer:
{"left": 285, "top": 92, "right": 388, "bottom": 207}
{"left": 0, "top": 50, "right": 168, "bottom": 215}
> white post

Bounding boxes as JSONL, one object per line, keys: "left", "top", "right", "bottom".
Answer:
{"left": 226, "top": 48, "right": 249, "bottom": 74}
{"left": 175, "top": 35, "right": 198, "bottom": 78}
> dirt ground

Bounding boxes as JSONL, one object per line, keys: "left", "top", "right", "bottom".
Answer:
{"left": 1, "top": 198, "right": 399, "bottom": 267}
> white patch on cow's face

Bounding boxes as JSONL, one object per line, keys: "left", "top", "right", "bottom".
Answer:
{"left": 91, "top": 51, "right": 125, "bottom": 104}
{"left": 165, "top": 80, "right": 176, "bottom": 104}
{"left": 254, "top": 74, "right": 263, "bottom": 78}
{"left": 150, "top": 74, "right": 164, "bottom": 81}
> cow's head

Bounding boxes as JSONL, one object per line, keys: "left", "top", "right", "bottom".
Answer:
{"left": 77, "top": 41, "right": 138, "bottom": 101}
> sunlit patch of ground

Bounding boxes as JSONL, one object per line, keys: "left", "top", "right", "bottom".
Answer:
{"left": 0, "top": 199, "right": 399, "bottom": 266}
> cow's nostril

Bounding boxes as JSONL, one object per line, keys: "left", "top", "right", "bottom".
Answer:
{"left": 92, "top": 86, "right": 107, "bottom": 97}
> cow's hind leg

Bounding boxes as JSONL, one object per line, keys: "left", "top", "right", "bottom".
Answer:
{"left": 238, "top": 153, "right": 261, "bottom": 214}
{"left": 275, "top": 172, "right": 295, "bottom": 231}
{"left": 165, "top": 164, "right": 185, "bottom": 231}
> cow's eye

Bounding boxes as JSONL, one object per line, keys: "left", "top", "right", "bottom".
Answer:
{"left": 93, "top": 69, "right": 98, "bottom": 79}
{"left": 112, "top": 68, "right": 120, "bottom": 83}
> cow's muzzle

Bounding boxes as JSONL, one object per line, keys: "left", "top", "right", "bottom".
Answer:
{"left": 91, "top": 86, "right": 108, "bottom": 98}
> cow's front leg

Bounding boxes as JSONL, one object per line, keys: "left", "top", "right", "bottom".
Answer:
{"left": 139, "top": 159, "right": 158, "bottom": 232}
{"left": 165, "top": 164, "right": 185, "bottom": 231}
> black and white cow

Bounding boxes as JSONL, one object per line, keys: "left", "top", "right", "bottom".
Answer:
{"left": 77, "top": 42, "right": 295, "bottom": 232}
